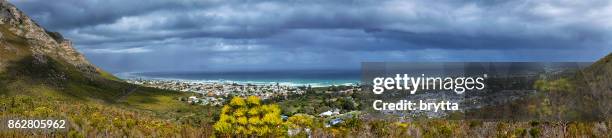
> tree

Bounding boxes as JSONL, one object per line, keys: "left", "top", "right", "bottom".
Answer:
{"left": 533, "top": 78, "right": 575, "bottom": 120}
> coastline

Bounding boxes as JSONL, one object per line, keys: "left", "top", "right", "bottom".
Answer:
{"left": 115, "top": 72, "right": 360, "bottom": 87}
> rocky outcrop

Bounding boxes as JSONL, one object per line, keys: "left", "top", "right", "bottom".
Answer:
{"left": 0, "top": 0, "right": 96, "bottom": 73}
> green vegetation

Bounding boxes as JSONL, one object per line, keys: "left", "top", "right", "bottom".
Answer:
{"left": 529, "top": 127, "right": 541, "bottom": 137}
{"left": 277, "top": 90, "right": 359, "bottom": 116}
{"left": 576, "top": 53, "right": 612, "bottom": 118}
{"left": 532, "top": 78, "right": 575, "bottom": 120}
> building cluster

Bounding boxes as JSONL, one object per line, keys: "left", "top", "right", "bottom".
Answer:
{"left": 126, "top": 79, "right": 307, "bottom": 105}
{"left": 187, "top": 96, "right": 224, "bottom": 106}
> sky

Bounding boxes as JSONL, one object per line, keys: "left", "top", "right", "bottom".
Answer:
{"left": 10, "top": 0, "right": 612, "bottom": 73}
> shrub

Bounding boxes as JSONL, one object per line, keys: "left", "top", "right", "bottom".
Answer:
{"left": 213, "top": 96, "right": 286, "bottom": 137}
{"left": 529, "top": 128, "right": 541, "bottom": 138}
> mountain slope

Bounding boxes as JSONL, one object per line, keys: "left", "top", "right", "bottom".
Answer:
{"left": 0, "top": 0, "right": 125, "bottom": 101}
{"left": 0, "top": 0, "right": 209, "bottom": 117}
{"left": 0, "top": 0, "right": 89, "bottom": 67}
{"left": 0, "top": 0, "right": 216, "bottom": 121}
{"left": 577, "top": 52, "right": 612, "bottom": 117}
{"left": 0, "top": 1, "right": 218, "bottom": 137}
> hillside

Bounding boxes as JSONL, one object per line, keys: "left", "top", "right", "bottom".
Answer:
{"left": 581, "top": 52, "right": 612, "bottom": 94}
{"left": 0, "top": 0, "right": 121, "bottom": 99}
{"left": 0, "top": 0, "right": 217, "bottom": 137}
{"left": 577, "top": 53, "right": 612, "bottom": 117}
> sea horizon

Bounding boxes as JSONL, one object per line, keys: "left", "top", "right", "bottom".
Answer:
{"left": 115, "top": 70, "right": 361, "bottom": 87}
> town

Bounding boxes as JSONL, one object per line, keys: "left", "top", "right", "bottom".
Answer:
{"left": 126, "top": 79, "right": 309, "bottom": 106}
{"left": 125, "top": 79, "right": 368, "bottom": 129}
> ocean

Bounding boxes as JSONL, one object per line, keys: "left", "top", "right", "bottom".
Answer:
{"left": 115, "top": 70, "right": 361, "bottom": 87}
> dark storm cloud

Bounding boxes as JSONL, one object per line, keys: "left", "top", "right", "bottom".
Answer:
{"left": 9, "top": 0, "right": 612, "bottom": 72}
{"left": 10, "top": 0, "right": 219, "bottom": 30}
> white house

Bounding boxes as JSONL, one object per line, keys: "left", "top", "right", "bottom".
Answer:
{"left": 319, "top": 111, "right": 333, "bottom": 117}
{"left": 188, "top": 96, "right": 198, "bottom": 103}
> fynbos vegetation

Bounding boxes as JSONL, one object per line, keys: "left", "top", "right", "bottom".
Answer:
{"left": 213, "top": 96, "right": 285, "bottom": 137}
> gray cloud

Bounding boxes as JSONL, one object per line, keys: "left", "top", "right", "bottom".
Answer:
{"left": 9, "top": 0, "right": 612, "bottom": 72}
